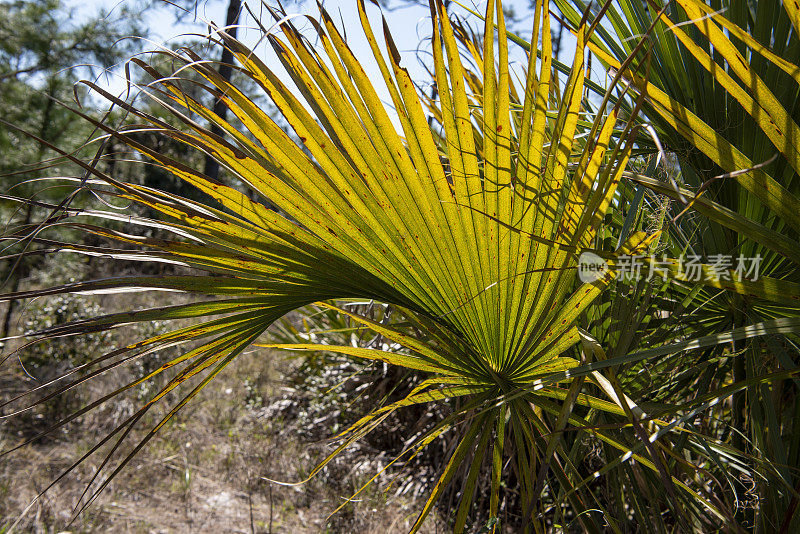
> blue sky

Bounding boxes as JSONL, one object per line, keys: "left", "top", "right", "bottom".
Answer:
{"left": 70, "top": 0, "right": 582, "bottom": 117}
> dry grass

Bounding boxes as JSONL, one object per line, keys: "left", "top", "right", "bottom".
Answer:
{"left": 0, "top": 272, "right": 444, "bottom": 533}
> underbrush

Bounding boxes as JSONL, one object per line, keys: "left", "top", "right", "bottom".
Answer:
{"left": 0, "top": 258, "right": 444, "bottom": 532}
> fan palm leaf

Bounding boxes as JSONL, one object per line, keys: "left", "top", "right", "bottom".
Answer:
{"left": 550, "top": 0, "right": 800, "bottom": 529}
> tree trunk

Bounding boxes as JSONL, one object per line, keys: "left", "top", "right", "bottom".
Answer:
{"left": 1, "top": 78, "right": 58, "bottom": 343}
{"left": 202, "top": 0, "right": 242, "bottom": 181}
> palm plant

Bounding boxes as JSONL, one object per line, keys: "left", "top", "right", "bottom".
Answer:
{"left": 550, "top": 0, "right": 800, "bottom": 530}
{"left": 3, "top": 0, "right": 800, "bottom": 532}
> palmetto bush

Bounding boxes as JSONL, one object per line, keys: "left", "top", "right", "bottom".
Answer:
{"left": 551, "top": 0, "right": 800, "bottom": 530}
{"left": 3, "top": 0, "right": 800, "bottom": 531}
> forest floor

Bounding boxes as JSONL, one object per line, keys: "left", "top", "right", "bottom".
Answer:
{"left": 0, "top": 278, "right": 445, "bottom": 533}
